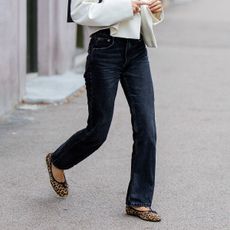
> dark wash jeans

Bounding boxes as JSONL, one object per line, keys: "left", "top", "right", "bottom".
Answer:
{"left": 51, "top": 29, "right": 157, "bottom": 207}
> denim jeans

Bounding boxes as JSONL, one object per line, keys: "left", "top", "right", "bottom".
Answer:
{"left": 51, "top": 29, "right": 157, "bottom": 207}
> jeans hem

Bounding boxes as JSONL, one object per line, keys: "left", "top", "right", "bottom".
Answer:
{"left": 50, "top": 153, "right": 72, "bottom": 170}
{"left": 126, "top": 202, "right": 151, "bottom": 207}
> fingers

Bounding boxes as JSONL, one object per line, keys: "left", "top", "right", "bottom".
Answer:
{"left": 136, "top": 0, "right": 150, "bottom": 6}
{"left": 149, "top": 0, "right": 163, "bottom": 13}
{"left": 132, "top": 1, "right": 141, "bottom": 14}
{"left": 132, "top": 0, "right": 150, "bottom": 6}
{"left": 149, "top": 5, "right": 162, "bottom": 12}
{"left": 134, "top": 5, "right": 141, "bottom": 14}
{"left": 149, "top": 0, "right": 162, "bottom": 7}
{"left": 132, "top": 0, "right": 163, "bottom": 14}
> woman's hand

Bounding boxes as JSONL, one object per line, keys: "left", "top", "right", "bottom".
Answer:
{"left": 132, "top": 1, "right": 149, "bottom": 14}
{"left": 148, "top": 0, "right": 163, "bottom": 13}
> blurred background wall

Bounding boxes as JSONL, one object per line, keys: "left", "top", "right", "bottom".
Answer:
{"left": 37, "top": 0, "right": 76, "bottom": 75}
{"left": 0, "top": 0, "right": 86, "bottom": 117}
{"left": 0, "top": 0, "right": 27, "bottom": 116}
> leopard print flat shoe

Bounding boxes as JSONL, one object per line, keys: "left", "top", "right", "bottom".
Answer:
{"left": 45, "top": 153, "right": 69, "bottom": 198}
{"left": 126, "top": 206, "right": 161, "bottom": 222}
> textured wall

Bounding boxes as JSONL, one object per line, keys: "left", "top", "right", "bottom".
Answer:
{"left": 37, "top": 0, "right": 77, "bottom": 75}
{"left": 0, "top": 0, "right": 76, "bottom": 116}
{"left": 0, "top": 0, "right": 26, "bottom": 116}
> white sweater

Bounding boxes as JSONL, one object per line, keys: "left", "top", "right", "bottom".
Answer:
{"left": 70, "top": 0, "right": 164, "bottom": 47}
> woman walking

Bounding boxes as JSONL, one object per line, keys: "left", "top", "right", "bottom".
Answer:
{"left": 46, "top": 0, "right": 164, "bottom": 222}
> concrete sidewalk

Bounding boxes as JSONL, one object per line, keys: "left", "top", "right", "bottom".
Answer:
{"left": 23, "top": 71, "right": 85, "bottom": 104}
{"left": 23, "top": 52, "right": 87, "bottom": 105}
{"left": 0, "top": 0, "right": 230, "bottom": 229}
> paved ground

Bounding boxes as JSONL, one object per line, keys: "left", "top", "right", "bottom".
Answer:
{"left": 23, "top": 71, "right": 84, "bottom": 104}
{"left": 0, "top": 0, "right": 229, "bottom": 229}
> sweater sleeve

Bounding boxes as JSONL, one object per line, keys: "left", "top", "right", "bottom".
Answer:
{"left": 71, "top": 0, "right": 134, "bottom": 27}
{"left": 150, "top": 9, "right": 164, "bottom": 25}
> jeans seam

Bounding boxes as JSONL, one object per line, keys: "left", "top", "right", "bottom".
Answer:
{"left": 122, "top": 76, "right": 140, "bottom": 206}
{"left": 122, "top": 76, "right": 138, "bottom": 138}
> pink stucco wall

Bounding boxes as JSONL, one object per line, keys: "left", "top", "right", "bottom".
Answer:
{"left": 0, "top": 0, "right": 26, "bottom": 116}
{"left": 0, "top": 0, "right": 77, "bottom": 116}
{"left": 37, "top": 0, "right": 77, "bottom": 75}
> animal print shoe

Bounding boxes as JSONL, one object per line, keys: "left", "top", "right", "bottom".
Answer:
{"left": 126, "top": 206, "right": 161, "bottom": 222}
{"left": 45, "top": 153, "right": 69, "bottom": 198}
